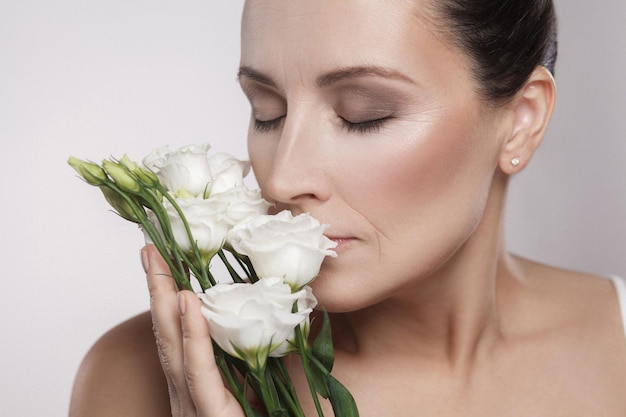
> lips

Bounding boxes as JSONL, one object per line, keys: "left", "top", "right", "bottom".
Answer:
{"left": 325, "top": 236, "right": 355, "bottom": 251}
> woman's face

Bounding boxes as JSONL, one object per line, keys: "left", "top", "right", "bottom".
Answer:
{"left": 239, "top": 0, "right": 510, "bottom": 312}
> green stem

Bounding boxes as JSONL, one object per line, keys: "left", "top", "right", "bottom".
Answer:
{"left": 105, "top": 182, "right": 193, "bottom": 291}
{"left": 218, "top": 250, "right": 245, "bottom": 283}
{"left": 145, "top": 194, "right": 209, "bottom": 289}
{"left": 214, "top": 345, "right": 259, "bottom": 417}
{"left": 155, "top": 184, "right": 216, "bottom": 287}
{"left": 140, "top": 218, "right": 190, "bottom": 287}
{"left": 269, "top": 359, "right": 305, "bottom": 417}
{"left": 305, "top": 351, "right": 331, "bottom": 377}
{"left": 206, "top": 267, "right": 218, "bottom": 289}
{"left": 253, "top": 366, "right": 284, "bottom": 416}
{"left": 295, "top": 324, "right": 325, "bottom": 417}
{"left": 134, "top": 188, "right": 194, "bottom": 287}
{"left": 223, "top": 248, "right": 253, "bottom": 278}
{"left": 140, "top": 218, "right": 190, "bottom": 289}
{"left": 240, "top": 255, "right": 259, "bottom": 283}
{"left": 272, "top": 374, "right": 303, "bottom": 417}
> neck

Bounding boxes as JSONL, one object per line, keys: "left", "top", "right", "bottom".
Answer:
{"left": 335, "top": 173, "right": 517, "bottom": 371}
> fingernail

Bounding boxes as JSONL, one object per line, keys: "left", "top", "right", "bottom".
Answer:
{"left": 141, "top": 248, "right": 149, "bottom": 273}
{"left": 178, "top": 293, "right": 187, "bottom": 316}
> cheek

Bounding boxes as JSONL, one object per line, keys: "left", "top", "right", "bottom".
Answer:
{"left": 315, "top": 118, "right": 498, "bottom": 309}
{"left": 247, "top": 132, "right": 276, "bottom": 196}
{"left": 338, "top": 115, "right": 494, "bottom": 232}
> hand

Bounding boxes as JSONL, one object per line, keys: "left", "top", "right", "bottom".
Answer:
{"left": 142, "top": 245, "right": 245, "bottom": 417}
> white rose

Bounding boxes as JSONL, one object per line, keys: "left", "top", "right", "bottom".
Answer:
{"left": 207, "top": 152, "right": 251, "bottom": 195}
{"left": 228, "top": 211, "right": 337, "bottom": 290}
{"left": 143, "top": 144, "right": 213, "bottom": 198}
{"left": 147, "top": 196, "right": 229, "bottom": 263}
{"left": 210, "top": 186, "right": 272, "bottom": 228}
{"left": 199, "top": 277, "right": 314, "bottom": 370}
{"left": 270, "top": 285, "right": 318, "bottom": 357}
{"left": 141, "top": 145, "right": 171, "bottom": 171}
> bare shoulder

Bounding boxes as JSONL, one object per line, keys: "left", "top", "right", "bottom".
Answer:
{"left": 501, "top": 257, "right": 626, "bottom": 412}
{"left": 511, "top": 257, "right": 623, "bottom": 336}
{"left": 69, "top": 312, "right": 170, "bottom": 417}
{"left": 518, "top": 258, "right": 621, "bottom": 324}
{"left": 514, "top": 257, "right": 626, "bottom": 365}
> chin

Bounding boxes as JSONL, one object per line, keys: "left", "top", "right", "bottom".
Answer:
{"left": 307, "top": 270, "right": 383, "bottom": 313}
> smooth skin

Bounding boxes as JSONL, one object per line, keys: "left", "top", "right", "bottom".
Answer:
{"left": 70, "top": 1, "right": 626, "bottom": 416}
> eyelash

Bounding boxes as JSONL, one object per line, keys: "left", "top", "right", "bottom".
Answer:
{"left": 340, "top": 117, "right": 390, "bottom": 134}
{"left": 254, "top": 116, "right": 285, "bottom": 132}
{"left": 253, "top": 115, "right": 391, "bottom": 134}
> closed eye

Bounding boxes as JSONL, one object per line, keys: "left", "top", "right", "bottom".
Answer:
{"left": 254, "top": 115, "right": 392, "bottom": 133}
{"left": 340, "top": 116, "right": 392, "bottom": 134}
{"left": 254, "top": 115, "right": 286, "bottom": 132}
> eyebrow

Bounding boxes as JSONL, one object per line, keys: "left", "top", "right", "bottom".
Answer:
{"left": 316, "top": 66, "right": 416, "bottom": 87}
{"left": 237, "top": 65, "right": 416, "bottom": 89}
{"left": 237, "top": 66, "right": 277, "bottom": 88}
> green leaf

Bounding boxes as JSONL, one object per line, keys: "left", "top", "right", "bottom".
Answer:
{"left": 328, "top": 375, "right": 360, "bottom": 417}
{"left": 312, "top": 309, "right": 334, "bottom": 372}
{"left": 309, "top": 358, "right": 330, "bottom": 399}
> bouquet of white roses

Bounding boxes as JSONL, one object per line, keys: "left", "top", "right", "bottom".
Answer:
{"left": 68, "top": 143, "right": 359, "bottom": 417}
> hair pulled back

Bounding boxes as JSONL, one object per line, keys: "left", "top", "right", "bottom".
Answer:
{"left": 435, "top": 0, "right": 557, "bottom": 103}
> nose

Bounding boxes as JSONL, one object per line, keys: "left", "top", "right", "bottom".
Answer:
{"left": 262, "top": 112, "right": 332, "bottom": 212}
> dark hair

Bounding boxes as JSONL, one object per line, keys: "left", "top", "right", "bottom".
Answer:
{"left": 434, "top": 0, "right": 558, "bottom": 103}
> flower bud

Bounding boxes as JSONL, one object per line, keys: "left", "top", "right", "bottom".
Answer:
{"left": 118, "top": 154, "right": 138, "bottom": 171}
{"left": 102, "top": 160, "right": 141, "bottom": 193}
{"left": 134, "top": 166, "right": 159, "bottom": 187}
{"left": 99, "top": 186, "right": 144, "bottom": 223}
{"left": 67, "top": 156, "right": 108, "bottom": 186}
{"left": 118, "top": 154, "right": 160, "bottom": 187}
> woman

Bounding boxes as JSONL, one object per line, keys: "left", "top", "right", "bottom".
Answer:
{"left": 70, "top": 0, "right": 626, "bottom": 415}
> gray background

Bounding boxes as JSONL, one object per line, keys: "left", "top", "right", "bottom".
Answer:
{"left": 1, "top": 1, "right": 624, "bottom": 415}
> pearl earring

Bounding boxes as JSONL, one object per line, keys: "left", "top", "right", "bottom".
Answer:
{"left": 511, "top": 157, "right": 520, "bottom": 167}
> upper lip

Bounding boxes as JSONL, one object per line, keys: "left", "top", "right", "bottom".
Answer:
{"left": 325, "top": 235, "right": 355, "bottom": 241}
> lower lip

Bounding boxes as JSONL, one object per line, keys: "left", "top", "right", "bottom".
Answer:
{"left": 329, "top": 238, "right": 355, "bottom": 251}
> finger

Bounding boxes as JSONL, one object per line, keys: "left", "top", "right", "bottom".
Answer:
{"left": 179, "top": 291, "right": 245, "bottom": 417}
{"left": 143, "top": 245, "right": 195, "bottom": 414}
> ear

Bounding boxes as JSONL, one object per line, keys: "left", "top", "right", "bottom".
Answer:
{"left": 498, "top": 66, "right": 556, "bottom": 174}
